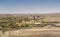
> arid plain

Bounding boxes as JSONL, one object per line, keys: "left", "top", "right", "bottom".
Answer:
{"left": 0, "top": 14, "right": 60, "bottom": 37}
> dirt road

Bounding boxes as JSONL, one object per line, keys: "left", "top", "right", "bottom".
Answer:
{"left": 6, "top": 28, "right": 60, "bottom": 37}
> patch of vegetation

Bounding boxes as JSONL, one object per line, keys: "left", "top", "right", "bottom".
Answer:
{"left": 21, "top": 23, "right": 30, "bottom": 27}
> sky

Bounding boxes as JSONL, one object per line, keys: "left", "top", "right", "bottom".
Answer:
{"left": 0, "top": 0, "right": 60, "bottom": 14}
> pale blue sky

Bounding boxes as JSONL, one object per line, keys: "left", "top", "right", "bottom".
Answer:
{"left": 0, "top": 0, "right": 60, "bottom": 14}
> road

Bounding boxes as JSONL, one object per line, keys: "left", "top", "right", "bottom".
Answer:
{"left": 6, "top": 28, "right": 60, "bottom": 37}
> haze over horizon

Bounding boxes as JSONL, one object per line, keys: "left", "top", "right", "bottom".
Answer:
{"left": 0, "top": 0, "right": 60, "bottom": 14}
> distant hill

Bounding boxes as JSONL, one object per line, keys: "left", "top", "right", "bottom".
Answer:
{"left": 0, "top": 13, "right": 60, "bottom": 16}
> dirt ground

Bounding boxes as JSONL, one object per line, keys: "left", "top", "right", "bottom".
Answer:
{"left": 4, "top": 28, "right": 60, "bottom": 37}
